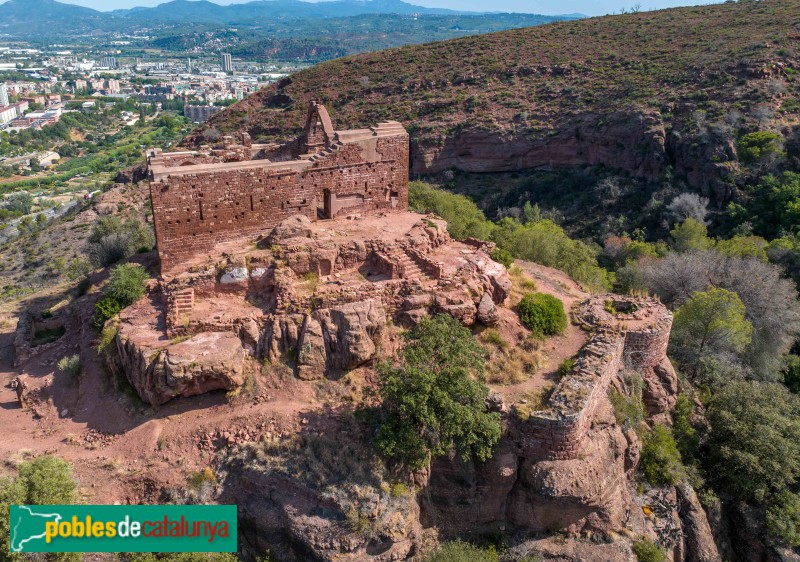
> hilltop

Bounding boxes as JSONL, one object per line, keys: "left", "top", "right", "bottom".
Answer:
{"left": 190, "top": 1, "right": 799, "bottom": 219}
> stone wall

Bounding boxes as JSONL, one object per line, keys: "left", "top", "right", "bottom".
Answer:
{"left": 518, "top": 331, "right": 626, "bottom": 461}
{"left": 518, "top": 296, "right": 673, "bottom": 461}
{"left": 148, "top": 103, "right": 410, "bottom": 272}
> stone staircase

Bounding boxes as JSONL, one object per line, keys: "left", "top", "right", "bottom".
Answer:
{"left": 167, "top": 288, "right": 195, "bottom": 334}
{"left": 305, "top": 141, "right": 344, "bottom": 164}
{"left": 395, "top": 250, "right": 437, "bottom": 280}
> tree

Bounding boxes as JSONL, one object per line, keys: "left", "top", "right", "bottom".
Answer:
{"left": 666, "top": 193, "right": 709, "bottom": 225}
{"left": 767, "top": 491, "right": 800, "bottom": 547}
{"left": 706, "top": 382, "right": 800, "bottom": 502}
{"left": 670, "top": 218, "right": 712, "bottom": 253}
{"left": 738, "top": 131, "right": 783, "bottom": 164}
{"left": 3, "top": 191, "right": 33, "bottom": 214}
{"left": 643, "top": 251, "right": 800, "bottom": 378}
{"left": 640, "top": 424, "right": 685, "bottom": 485}
{"left": 373, "top": 315, "right": 500, "bottom": 469}
{"left": 670, "top": 287, "right": 752, "bottom": 373}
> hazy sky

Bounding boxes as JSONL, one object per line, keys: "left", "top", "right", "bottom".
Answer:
{"left": 21, "top": 0, "right": 724, "bottom": 17}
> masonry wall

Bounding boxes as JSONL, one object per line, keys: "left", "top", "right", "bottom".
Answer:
{"left": 151, "top": 166, "right": 318, "bottom": 272}
{"left": 151, "top": 134, "right": 409, "bottom": 272}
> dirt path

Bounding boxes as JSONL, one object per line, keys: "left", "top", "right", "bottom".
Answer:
{"left": 490, "top": 260, "right": 590, "bottom": 402}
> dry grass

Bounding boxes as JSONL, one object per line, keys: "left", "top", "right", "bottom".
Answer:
{"left": 227, "top": 417, "right": 417, "bottom": 541}
{"left": 515, "top": 383, "right": 556, "bottom": 420}
{"left": 482, "top": 331, "right": 544, "bottom": 385}
{"left": 509, "top": 265, "right": 538, "bottom": 304}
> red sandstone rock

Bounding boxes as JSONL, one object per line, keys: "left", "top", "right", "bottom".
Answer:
{"left": 677, "top": 482, "right": 722, "bottom": 562}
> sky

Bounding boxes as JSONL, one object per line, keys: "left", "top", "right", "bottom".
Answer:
{"left": 22, "top": 0, "right": 724, "bottom": 17}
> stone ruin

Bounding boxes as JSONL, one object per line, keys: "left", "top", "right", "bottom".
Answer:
{"left": 518, "top": 295, "right": 676, "bottom": 462}
{"left": 147, "top": 101, "right": 409, "bottom": 272}
{"left": 113, "top": 213, "right": 513, "bottom": 405}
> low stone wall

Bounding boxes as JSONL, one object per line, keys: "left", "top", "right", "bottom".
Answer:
{"left": 519, "top": 331, "right": 625, "bottom": 461}
{"left": 13, "top": 313, "right": 69, "bottom": 367}
{"left": 517, "top": 296, "right": 673, "bottom": 461}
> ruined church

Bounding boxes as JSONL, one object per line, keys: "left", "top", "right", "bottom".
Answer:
{"left": 147, "top": 102, "right": 409, "bottom": 271}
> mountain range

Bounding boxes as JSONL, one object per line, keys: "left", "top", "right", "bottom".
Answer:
{"left": 0, "top": 0, "right": 582, "bottom": 33}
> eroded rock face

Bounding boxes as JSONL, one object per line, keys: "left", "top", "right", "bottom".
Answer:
{"left": 159, "top": 332, "right": 246, "bottom": 399}
{"left": 116, "top": 326, "right": 246, "bottom": 406}
{"left": 410, "top": 111, "right": 668, "bottom": 182}
{"left": 318, "top": 299, "right": 387, "bottom": 372}
{"left": 677, "top": 482, "right": 722, "bottom": 562}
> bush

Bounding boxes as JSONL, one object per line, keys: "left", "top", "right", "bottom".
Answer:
{"left": 373, "top": 315, "right": 500, "bottom": 469}
{"left": 672, "top": 394, "right": 699, "bottom": 461}
{"left": 1, "top": 456, "right": 77, "bottom": 559}
{"left": 57, "top": 355, "right": 81, "bottom": 378}
{"left": 490, "top": 247, "right": 513, "bottom": 268}
{"left": 423, "top": 541, "right": 498, "bottom": 562}
{"left": 105, "top": 264, "right": 149, "bottom": 307}
{"left": 640, "top": 424, "right": 685, "bottom": 485}
{"left": 609, "top": 374, "right": 645, "bottom": 430}
{"left": 17, "top": 455, "right": 76, "bottom": 505}
{"left": 767, "top": 491, "right": 800, "bottom": 547}
{"left": 632, "top": 539, "right": 665, "bottom": 562}
{"left": 408, "top": 181, "right": 494, "bottom": 241}
{"left": 517, "top": 293, "right": 567, "bottom": 336}
{"left": 87, "top": 215, "right": 155, "bottom": 267}
{"left": 93, "top": 297, "right": 122, "bottom": 330}
{"left": 557, "top": 357, "right": 574, "bottom": 378}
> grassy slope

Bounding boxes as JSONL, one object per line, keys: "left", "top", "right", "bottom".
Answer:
{"left": 189, "top": 1, "right": 799, "bottom": 146}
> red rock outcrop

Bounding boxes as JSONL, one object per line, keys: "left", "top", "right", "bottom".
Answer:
{"left": 410, "top": 110, "right": 668, "bottom": 181}
{"left": 114, "top": 212, "right": 512, "bottom": 405}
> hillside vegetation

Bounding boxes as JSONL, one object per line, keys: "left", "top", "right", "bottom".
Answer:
{"left": 192, "top": 1, "right": 798, "bottom": 226}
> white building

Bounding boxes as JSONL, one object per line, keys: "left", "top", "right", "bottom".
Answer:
{"left": 0, "top": 85, "right": 9, "bottom": 107}
{"left": 221, "top": 53, "right": 233, "bottom": 73}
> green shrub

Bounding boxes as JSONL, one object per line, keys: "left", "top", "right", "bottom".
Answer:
{"left": 490, "top": 247, "right": 513, "bottom": 268}
{"left": 706, "top": 382, "right": 800, "bottom": 502}
{"left": 88, "top": 216, "right": 155, "bottom": 267}
{"left": 672, "top": 393, "right": 699, "bottom": 460}
{"left": 767, "top": 490, "right": 800, "bottom": 547}
{"left": 738, "top": 131, "right": 783, "bottom": 163}
{"left": 609, "top": 374, "right": 645, "bottom": 430}
{"left": 1, "top": 456, "right": 77, "bottom": 559}
{"left": 481, "top": 328, "right": 508, "bottom": 349}
{"left": 423, "top": 541, "right": 498, "bottom": 562}
{"left": 17, "top": 456, "right": 77, "bottom": 505}
{"left": 557, "top": 357, "right": 574, "bottom": 378}
{"left": 57, "top": 355, "right": 81, "bottom": 378}
{"left": 517, "top": 293, "right": 567, "bottom": 336}
{"left": 105, "top": 264, "right": 149, "bottom": 307}
{"left": 632, "top": 539, "right": 665, "bottom": 562}
{"left": 640, "top": 424, "right": 685, "bottom": 485}
{"left": 93, "top": 297, "right": 122, "bottom": 330}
